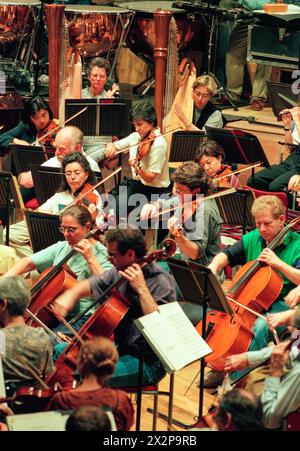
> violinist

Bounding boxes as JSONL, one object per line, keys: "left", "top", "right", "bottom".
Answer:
{"left": 224, "top": 307, "right": 300, "bottom": 430}
{"left": 4, "top": 205, "right": 113, "bottom": 336}
{"left": 141, "top": 162, "right": 223, "bottom": 266}
{"left": 205, "top": 195, "right": 300, "bottom": 388}
{"left": 52, "top": 228, "right": 177, "bottom": 387}
{"left": 5, "top": 153, "right": 104, "bottom": 261}
{"left": 47, "top": 337, "right": 134, "bottom": 431}
{"left": 0, "top": 276, "right": 54, "bottom": 394}
{"left": 0, "top": 96, "right": 55, "bottom": 155}
{"left": 195, "top": 140, "right": 241, "bottom": 188}
{"left": 105, "top": 102, "right": 170, "bottom": 218}
{"left": 174, "top": 74, "right": 224, "bottom": 132}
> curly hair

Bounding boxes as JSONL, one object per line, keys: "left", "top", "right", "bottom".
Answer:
{"left": 87, "top": 57, "right": 111, "bottom": 78}
{"left": 77, "top": 337, "right": 119, "bottom": 379}
{"left": 59, "top": 152, "right": 96, "bottom": 193}
{"left": 105, "top": 228, "right": 147, "bottom": 259}
{"left": 0, "top": 276, "right": 30, "bottom": 316}
{"left": 172, "top": 161, "right": 213, "bottom": 195}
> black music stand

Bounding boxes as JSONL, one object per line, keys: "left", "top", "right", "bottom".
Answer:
{"left": 169, "top": 131, "right": 205, "bottom": 162}
{"left": 10, "top": 145, "right": 55, "bottom": 175}
{"left": 166, "top": 257, "right": 233, "bottom": 424}
{"left": 24, "top": 211, "right": 62, "bottom": 253}
{"left": 284, "top": 143, "right": 300, "bottom": 168}
{"left": 216, "top": 188, "right": 256, "bottom": 234}
{"left": 205, "top": 126, "right": 270, "bottom": 170}
{"left": 30, "top": 165, "right": 64, "bottom": 206}
{"left": 0, "top": 172, "right": 24, "bottom": 245}
{"left": 267, "top": 81, "right": 298, "bottom": 119}
{"left": 65, "top": 98, "right": 132, "bottom": 137}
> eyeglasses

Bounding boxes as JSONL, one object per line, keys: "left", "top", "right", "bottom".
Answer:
{"left": 59, "top": 226, "right": 79, "bottom": 234}
{"left": 65, "top": 170, "right": 85, "bottom": 177}
{"left": 193, "top": 91, "right": 211, "bottom": 99}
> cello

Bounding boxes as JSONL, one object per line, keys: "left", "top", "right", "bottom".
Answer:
{"left": 46, "top": 239, "right": 176, "bottom": 388}
{"left": 196, "top": 216, "right": 300, "bottom": 371}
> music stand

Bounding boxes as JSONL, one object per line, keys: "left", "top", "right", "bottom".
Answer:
{"left": 65, "top": 98, "right": 132, "bottom": 137}
{"left": 24, "top": 211, "right": 62, "bottom": 253}
{"left": 10, "top": 145, "right": 55, "bottom": 175}
{"left": 216, "top": 188, "right": 256, "bottom": 235}
{"left": 166, "top": 257, "right": 233, "bottom": 422}
{"left": 205, "top": 126, "right": 270, "bottom": 169}
{"left": 267, "top": 81, "right": 298, "bottom": 119}
{"left": 0, "top": 172, "right": 24, "bottom": 246}
{"left": 169, "top": 131, "right": 205, "bottom": 162}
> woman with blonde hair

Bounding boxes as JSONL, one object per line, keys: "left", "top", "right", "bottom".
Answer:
{"left": 48, "top": 337, "right": 134, "bottom": 431}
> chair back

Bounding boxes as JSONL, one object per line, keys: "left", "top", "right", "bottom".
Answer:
{"left": 244, "top": 186, "right": 289, "bottom": 221}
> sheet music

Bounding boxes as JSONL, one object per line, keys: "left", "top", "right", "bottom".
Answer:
{"left": 6, "top": 411, "right": 69, "bottom": 431}
{"left": 135, "top": 302, "right": 212, "bottom": 372}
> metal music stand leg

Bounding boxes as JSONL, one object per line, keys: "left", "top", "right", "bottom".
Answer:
{"left": 199, "top": 271, "right": 208, "bottom": 419}
{"left": 5, "top": 177, "right": 10, "bottom": 246}
{"left": 135, "top": 355, "right": 144, "bottom": 431}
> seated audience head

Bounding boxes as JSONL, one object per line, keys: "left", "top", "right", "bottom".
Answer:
{"left": 77, "top": 337, "right": 118, "bottom": 383}
{"left": 54, "top": 126, "right": 84, "bottom": 162}
{"left": 251, "top": 195, "right": 286, "bottom": 244}
{"left": 214, "top": 388, "right": 264, "bottom": 431}
{"left": 192, "top": 75, "right": 218, "bottom": 110}
{"left": 105, "top": 228, "right": 147, "bottom": 270}
{"left": 59, "top": 205, "right": 94, "bottom": 247}
{"left": 60, "top": 152, "right": 96, "bottom": 194}
{"left": 130, "top": 102, "right": 157, "bottom": 139}
{"left": 0, "top": 276, "right": 30, "bottom": 323}
{"left": 195, "top": 140, "right": 226, "bottom": 179}
{"left": 21, "top": 96, "right": 53, "bottom": 133}
{"left": 65, "top": 406, "right": 112, "bottom": 431}
{"left": 87, "top": 57, "right": 111, "bottom": 95}
{"left": 172, "top": 161, "right": 213, "bottom": 202}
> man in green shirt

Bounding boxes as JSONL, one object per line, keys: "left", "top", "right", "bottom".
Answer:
{"left": 205, "top": 195, "right": 300, "bottom": 387}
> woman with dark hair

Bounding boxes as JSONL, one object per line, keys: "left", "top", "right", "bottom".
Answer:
{"left": 0, "top": 96, "right": 55, "bottom": 152}
{"left": 105, "top": 101, "right": 170, "bottom": 217}
{"left": 48, "top": 337, "right": 134, "bottom": 431}
{"left": 195, "top": 140, "right": 240, "bottom": 188}
{"left": 6, "top": 153, "right": 105, "bottom": 261}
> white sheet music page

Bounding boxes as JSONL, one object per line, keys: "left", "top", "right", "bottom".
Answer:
{"left": 135, "top": 302, "right": 212, "bottom": 372}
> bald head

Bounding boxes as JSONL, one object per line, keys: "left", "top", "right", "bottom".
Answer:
{"left": 55, "top": 126, "right": 84, "bottom": 161}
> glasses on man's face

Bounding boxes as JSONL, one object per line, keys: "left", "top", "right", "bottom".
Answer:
{"left": 65, "top": 170, "right": 85, "bottom": 178}
{"left": 59, "top": 226, "right": 79, "bottom": 234}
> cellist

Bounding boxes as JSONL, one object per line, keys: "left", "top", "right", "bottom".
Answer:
{"left": 4, "top": 205, "right": 113, "bottom": 338}
{"left": 51, "top": 228, "right": 177, "bottom": 388}
{"left": 205, "top": 195, "right": 300, "bottom": 388}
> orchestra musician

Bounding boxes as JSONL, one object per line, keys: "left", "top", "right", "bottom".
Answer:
{"left": 47, "top": 337, "right": 134, "bottom": 431}
{"left": 141, "top": 161, "right": 223, "bottom": 266}
{"left": 205, "top": 195, "right": 300, "bottom": 388}
{"left": 0, "top": 96, "right": 56, "bottom": 155}
{"left": 4, "top": 205, "right": 113, "bottom": 337}
{"left": 0, "top": 276, "right": 54, "bottom": 394}
{"left": 105, "top": 101, "right": 171, "bottom": 218}
{"left": 51, "top": 228, "right": 177, "bottom": 387}
{"left": 195, "top": 140, "right": 241, "bottom": 188}
{"left": 5, "top": 153, "right": 104, "bottom": 261}
{"left": 81, "top": 57, "right": 118, "bottom": 164}
{"left": 174, "top": 74, "right": 224, "bottom": 131}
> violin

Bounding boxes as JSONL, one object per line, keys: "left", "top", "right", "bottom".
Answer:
{"left": 46, "top": 239, "right": 177, "bottom": 388}
{"left": 214, "top": 165, "right": 235, "bottom": 188}
{"left": 0, "top": 385, "right": 63, "bottom": 414}
{"left": 37, "top": 119, "right": 58, "bottom": 147}
{"left": 73, "top": 183, "right": 99, "bottom": 221}
{"left": 131, "top": 128, "right": 158, "bottom": 176}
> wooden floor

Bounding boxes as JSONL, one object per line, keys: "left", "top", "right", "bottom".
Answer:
{"left": 130, "top": 361, "right": 216, "bottom": 431}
